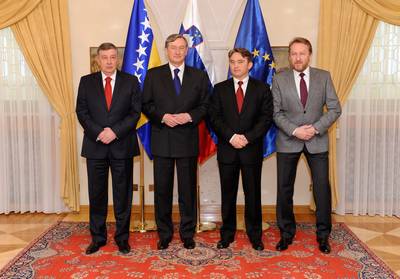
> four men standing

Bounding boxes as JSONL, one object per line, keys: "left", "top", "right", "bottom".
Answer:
{"left": 76, "top": 36, "right": 340, "bottom": 254}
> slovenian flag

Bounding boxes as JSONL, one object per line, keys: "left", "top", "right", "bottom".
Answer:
{"left": 179, "top": 0, "right": 218, "bottom": 164}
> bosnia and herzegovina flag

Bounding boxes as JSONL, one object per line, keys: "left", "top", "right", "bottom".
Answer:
{"left": 122, "top": 0, "right": 161, "bottom": 159}
{"left": 179, "top": 0, "right": 218, "bottom": 164}
{"left": 232, "top": 0, "right": 277, "bottom": 157}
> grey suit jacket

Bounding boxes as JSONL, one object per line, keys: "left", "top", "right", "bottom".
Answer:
{"left": 272, "top": 67, "right": 341, "bottom": 153}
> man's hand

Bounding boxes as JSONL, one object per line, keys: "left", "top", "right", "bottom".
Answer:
{"left": 162, "top": 113, "right": 180, "bottom": 127}
{"left": 293, "top": 125, "right": 316, "bottom": 141}
{"left": 98, "top": 127, "right": 117, "bottom": 144}
{"left": 173, "top": 113, "right": 192, "bottom": 125}
{"left": 230, "top": 134, "right": 248, "bottom": 149}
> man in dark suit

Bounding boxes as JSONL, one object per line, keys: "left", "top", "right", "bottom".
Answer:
{"left": 209, "top": 48, "right": 273, "bottom": 251}
{"left": 142, "top": 34, "right": 209, "bottom": 250}
{"left": 76, "top": 42, "right": 141, "bottom": 254}
{"left": 272, "top": 37, "right": 341, "bottom": 254}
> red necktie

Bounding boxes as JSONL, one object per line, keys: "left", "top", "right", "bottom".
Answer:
{"left": 299, "top": 72, "right": 308, "bottom": 108}
{"left": 236, "top": 81, "right": 244, "bottom": 113}
{"left": 104, "top": 76, "right": 112, "bottom": 110}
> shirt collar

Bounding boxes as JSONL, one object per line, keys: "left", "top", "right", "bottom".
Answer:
{"left": 169, "top": 63, "right": 185, "bottom": 73}
{"left": 233, "top": 75, "right": 249, "bottom": 85}
{"left": 101, "top": 71, "right": 117, "bottom": 81}
{"left": 293, "top": 66, "right": 310, "bottom": 77}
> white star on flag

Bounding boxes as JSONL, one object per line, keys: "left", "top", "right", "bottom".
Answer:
{"left": 141, "top": 17, "right": 151, "bottom": 31}
{"left": 136, "top": 44, "right": 147, "bottom": 58}
{"left": 138, "top": 30, "right": 150, "bottom": 44}
{"left": 134, "top": 71, "right": 142, "bottom": 82}
{"left": 133, "top": 58, "right": 144, "bottom": 70}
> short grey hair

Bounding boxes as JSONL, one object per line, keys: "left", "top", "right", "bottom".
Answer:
{"left": 97, "top": 42, "right": 117, "bottom": 54}
{"left": 164, "top": 34, "right": 188, "bottom": 48}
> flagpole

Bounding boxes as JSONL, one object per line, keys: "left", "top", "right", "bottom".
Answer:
{"left": 196, "top": 166, "right": 216, "bottom": 232}
{"left": 131, "top": 144, "right": 156, "bottom": 232}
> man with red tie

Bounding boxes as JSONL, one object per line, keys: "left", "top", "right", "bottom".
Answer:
{"left": 76, "top": 43, "right": 141, "bottom": 254}
{"left": 209, "top": 48, "right": 273, "bottom": 251}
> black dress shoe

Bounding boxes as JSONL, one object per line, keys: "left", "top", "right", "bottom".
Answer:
{"left": 275, "top": 237, "right": 293, "bottom": 251}
{"left": 317, "top": 238, "right": 331, "bottom": 254}
{"left": 251, "top": 240, "right": 264, "bottom": 251}
{"left": 85, "top": 241, "right": 106, "bottom": 254}
{"left": 183, "top": 238, "right": 195, "bottom": 249}
{"left": 157, "top": 239, "right": 170, "bottom": 250}
{"left": 116, "top": 240, "right": 131, "bottom": 254}
{"left": 216, "top": 240, "right": 232, "bottom": 249}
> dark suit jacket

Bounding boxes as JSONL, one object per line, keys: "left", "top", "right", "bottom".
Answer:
{"left": 209, "top": 77, "right": 273, "bottom": 164}
{"left": 76, "top": 70, "right": 141, "bottom": 159}
{"left": 142, "top": 63, "right": 209, "bottom": 158}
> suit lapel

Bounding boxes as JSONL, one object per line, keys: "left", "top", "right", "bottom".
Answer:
{"left": 286, "top": 69, "right": 303, "bottom": 108}
{"left": 109, "top": 71, "right": 122, "bottom": 111}
{"left": 160, "top": 64, "right": 177, "bottom": 98}
{"left": 226, "top": 78, "right": 240, "bottom": 116}
{"left": 180, "top": 65, "right": 192, "bottom": 99}
{"left": 307, "top": 67, "right": 318, "bottom": 110}
{"left": 94, "top": 72, "right": 108, "bottom": 111}
{"left": 240, "top": 78, "right": 254, "bottom": 114}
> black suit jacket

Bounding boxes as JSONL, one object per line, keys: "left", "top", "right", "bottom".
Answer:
{"left": 76, "top": 70, "right": 141, "bottom": 159}
{"left": 209, "top": 77, "right": 273, "bottom": 164}
{"left": 142, "top": 63, "right": 209, "bottom": 158}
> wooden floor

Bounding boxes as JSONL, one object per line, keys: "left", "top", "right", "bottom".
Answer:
{"left": 0, "top": 211, "right": 400, "bottom": 275}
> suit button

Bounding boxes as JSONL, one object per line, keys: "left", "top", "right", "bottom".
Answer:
{"left": 303, "top": 111, "right": 306, "bottom": 114}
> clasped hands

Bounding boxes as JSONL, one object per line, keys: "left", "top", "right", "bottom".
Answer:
{"left": 230, "top": 134, "right": 248, "bottom": 149}
{"left": 293, "top": 125, "right": 317, "bottom": 141}
{"left": 162, "top": 113, "right": 192, "bottom": 127}
{"left": 98, "top": 127, "right": 117, "bottom": 144}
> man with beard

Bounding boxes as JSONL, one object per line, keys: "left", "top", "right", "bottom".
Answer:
{"left": 272, "top": 37, "right": 341, "bottom": 254}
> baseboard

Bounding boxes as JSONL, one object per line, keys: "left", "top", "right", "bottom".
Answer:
{"left": 78, "top": 204, "right": 314, "bottom": 221}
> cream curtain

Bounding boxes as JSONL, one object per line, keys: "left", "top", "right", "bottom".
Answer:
{"left": 336, "top": 22, "right": 400, "bottom": 216}
{"left": 354, "top": 0, "right": 400, "bottom": 25}
{"left": 0, "top": 0, "right": 41, "bottom": 29}
{"left": 317, "top": 0, "right": 378, "bottom": 209}
{"left": 0, "top": 28, "right": 67, "bottom": 213}
{"left": 0, "top": 0, "right": 79, "bottom": 211}
{"left": 317, "top": 0, "right": 400, "bottom": 209}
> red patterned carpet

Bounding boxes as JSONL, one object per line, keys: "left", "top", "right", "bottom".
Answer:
{"left": 0, "top": 222, "right": 397, "bottom": 278}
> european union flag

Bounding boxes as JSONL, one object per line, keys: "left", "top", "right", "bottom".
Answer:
{"left": 122, "top": 0, "right": 161, "bottom": 159}
{"left": 232, "top": 0, "right": 277, "bottom": 157}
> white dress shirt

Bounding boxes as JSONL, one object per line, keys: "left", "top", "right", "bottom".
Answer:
{"left": 233, "top": 75, "right": 249, "bottom": 96}
{"left": 101, "top": 71, "right": 117, "bottom": 94}
{"left": 291, "top": 67, "right": 319, "bottom": 135}
{"left": 229, "top": 75, "right": 250, "bottom": 143}
{"left": 293, "top": 66, "right": 310, "bottom": 99}
{"left": 169, "top": 63, "right": 185, "bottom": 83}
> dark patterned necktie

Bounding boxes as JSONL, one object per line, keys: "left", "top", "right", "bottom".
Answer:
{"left": 299, "top": 72, "right": 308, "bottom": 108}
{"left": 236, "top": 81, "right": 244, "bottom": 113}
{"left": 173, "top": 68, "right": 181, "bottom": 95}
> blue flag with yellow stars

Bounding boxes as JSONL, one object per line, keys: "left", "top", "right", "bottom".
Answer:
{"left": 231, "top": 0, "right": 277, "bottom": 157}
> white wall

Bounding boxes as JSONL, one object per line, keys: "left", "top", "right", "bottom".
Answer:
{"left": 69, "top": 0, "right": 320, "bottom": 206}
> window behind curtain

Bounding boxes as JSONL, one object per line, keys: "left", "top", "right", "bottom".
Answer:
{"left": 336, "top": 22, "right": 400, "bottom": 216}
{"left": 0, "top": 27, "right": 67, "bottom": 213}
